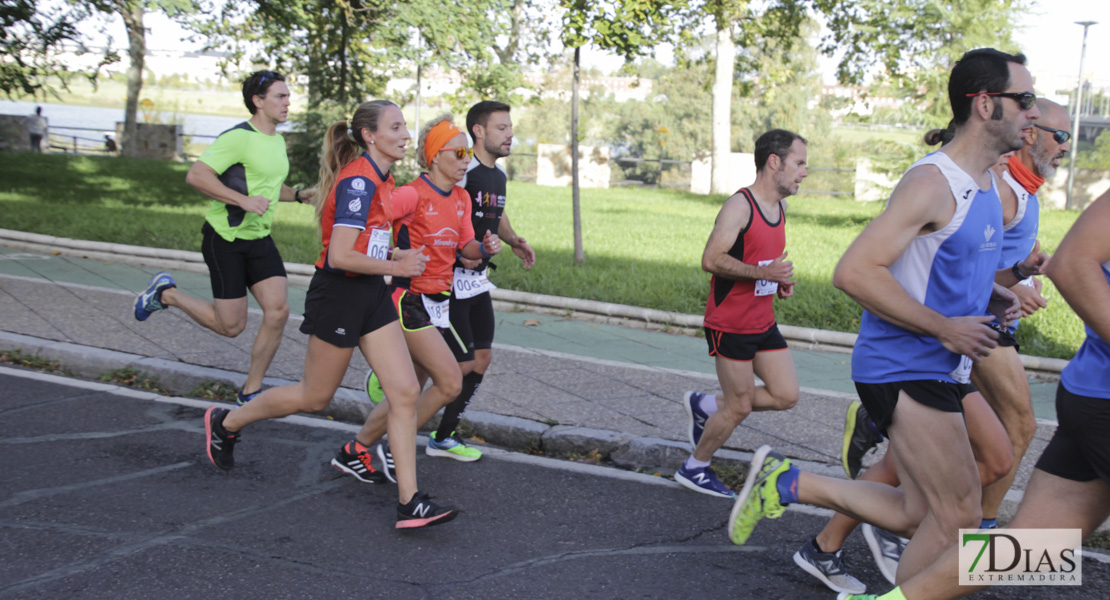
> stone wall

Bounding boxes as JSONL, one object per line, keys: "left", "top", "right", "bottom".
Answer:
{"left": 690, "top": 153, "right": 756, "bottom": 195}
{"left": 535, "top": 143, "right": 611, "bottom": 188}
{"left": 116, "top": 123, "right": 182, "bottom": 160}
{"left": 1039, "top": 168, "right": 1110, "bottom": 210}
{"left": 0, "top": 115, "right": 34, "bottom": 152}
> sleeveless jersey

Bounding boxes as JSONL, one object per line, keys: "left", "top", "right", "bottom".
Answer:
{"left": 392, "top": 174, "right": 475, "bottom": 294}
{"left": 991, "top": 170, "right": 1041, "bottom": 333}
{"left": 458, "top": 158, "right": 507, "bottom": 271}
{"left": 703, "top": 188, "right": 785, "bottom": 335}
{"left": 852, "top": 151, "right": 1004, "bottom": 384}
{"left": 314, "top": 152, "right": 394, "bottom": 276}
{"left": 198, "top": 121, "right": 289, "bottom": 242}
{"left": 1060, "top": 262, "right": 1110, "bottom": 399}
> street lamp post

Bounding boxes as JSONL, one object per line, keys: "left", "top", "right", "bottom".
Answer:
{"left": 1066, "top": 20, "right": 1097, "bottom": 209}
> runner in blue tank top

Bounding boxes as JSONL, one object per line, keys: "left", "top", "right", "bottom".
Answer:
{"left": 722, "top": 50, "right": 1040, "bottom": 598}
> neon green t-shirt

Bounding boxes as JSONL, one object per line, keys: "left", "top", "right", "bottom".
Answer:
{"left": 198, "top": 121, "right": 290, "bottom": 241}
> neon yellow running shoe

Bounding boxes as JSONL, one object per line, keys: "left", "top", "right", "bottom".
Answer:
{"left": 364, "top": 369, "right": 385, "bottom": 405}
{"left": 728, "top": 445, "right": 791, "bottom": 545}
{"left": 426, "top": 430, "right": 483, "bottom": 462}
{"left": 836, "top": 594, "right": 880, "bottom": 600}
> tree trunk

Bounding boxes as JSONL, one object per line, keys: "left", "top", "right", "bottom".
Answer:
{"left": 117, "top": 0, "right": 145, "bottom": 158}
{"left": 571, "top": 46, "right": 584, "bottom": 265}
{"left": 710, "top": 22, "right": 735, "bottom": 195}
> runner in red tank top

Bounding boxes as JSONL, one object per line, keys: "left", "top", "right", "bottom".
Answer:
{"left": 675, "top": 129, "right": 807, "bottom": 499}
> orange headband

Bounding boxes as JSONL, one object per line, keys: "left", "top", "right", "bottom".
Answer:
{"left": 424, "top": 121, "right": 464, "bottom": 167}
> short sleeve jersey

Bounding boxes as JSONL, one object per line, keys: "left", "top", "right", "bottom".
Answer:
{"left": 459, "top": 158, "right": 507, "bottom": 271}
{"left": 703, "top": 188, "right": 786, "bottom": 335}
{"left": 198, "top": 121, "right": 290, "bottom": 242}
{"left": 314, "top": 153, "right": 394, "bottom": 276}
{"left": 392, "top": 174, "right": 475, "bottom": 294}
{"left": 852, "top": 152, "right": 1004, "bottom": 384}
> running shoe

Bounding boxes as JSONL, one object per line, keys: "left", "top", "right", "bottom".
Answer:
{"left": 426, "top": 430, "right": 482, "bottom": 462}
{"left": 331, "top": 440, "right": 387, "bottom": 483}
{"left": 204, "top": 406, "right": 239, "bottom": 470}
{"left": 133, "top": 271, "right": 176, "bottom": 321}
{"left": 364, "top": 369, "right": 385, "bottom": 405}
{"left": 842, "top": 400, "right": 883, "bottom": 479}
{"left": 836, "top": 595, "right": 879, "bottom": 600}
{"left": 683, "top": 391, "right": 711, "bottom": 449}
{"left": 862, "top": 523, "right": 907, "bottom": 585}
{"left": 377, "top": 441, "right": 396, "bottom": 483}
{"left": 674, "top": 464, "right": 735, "bottom": 498}
{"left": 236, "top": 390, "right": 260, "bottom": 406}
{"left": 396, "top": 491, "right": 458, "bottom": 529}
{"left": 728, "top": 445, "right": 790, "bottom": 545}
{"left": 793, "top": 538, "right": 866, "bottom": 595}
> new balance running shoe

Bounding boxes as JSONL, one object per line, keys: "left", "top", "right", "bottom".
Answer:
{"left": 863, "top": 523, "right": 907, "bottom": 585}
{"left": 793, "top": 537, "right": 866, "bottom": 595}
{"left": 396, "top": 491, "right": 458, "bottom": 529}
{"left": 426, "top": 430, "right": 482, "bottom": 462}
{"left": 377, "top": 441, "right": 396, "bottom": 483}
{"left": 842, "top": 400, "right": 883, "bottom": 479}
{"left": 236, "top": 389, "right": 260, "bottom": 406}
{"left": 204, "top": 406, "right": 239, "bottom": 470}
{"left": 728, "top": 445, "right": 790, "bottom": 545}
{"left": 364, "top": 369, "right": 385, "bottom": 405}
{"left": 683, "top": 391, "right": 712, "bottom": 449}
{"left": 331, "top": 440, "right": 387, "bottom": 483}
{"left": 674, "top": 464, "right": 735, "bottom": 498}
{"left": 133, "top": 271, "right": 176, "bottom": 321}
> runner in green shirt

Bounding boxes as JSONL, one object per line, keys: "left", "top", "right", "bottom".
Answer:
{"left": 133, "top": 70, "right": 314, "bottom": 405}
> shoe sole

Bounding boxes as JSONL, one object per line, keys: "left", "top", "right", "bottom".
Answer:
{"left": 728, "top": 444, "right": 772, "bottom": 544}
{"left": 841, "top": 400, "right": 860, "bottom": 479}
{"left": 204, "top": 406, "right": 231, "bottom": 471}
{"left": 330, "top": 458, "right": 386, "bottom": 483}
{"left": 425, "top": 445, "right": 481, "bottom": 462}
{"left": 377, "top": 444, "right": 397, "bottom": 483}
{"left": 792, "top": 550, "right": 866, "bottom": 595}
{"left": 683, "top": 391, "right": 700, "bottom": 450}
{"left": 673, "top": 471, "right": 734, "bottom": 498}
{"left": 396, "top": 509, "right": 458, "bottom": 529}
{"left": 862, "top": 524, "right": 898, "bottom": 585}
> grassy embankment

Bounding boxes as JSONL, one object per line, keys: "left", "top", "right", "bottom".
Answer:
{"left": 0, "top": 152, "right": 1086, "bottom": 359}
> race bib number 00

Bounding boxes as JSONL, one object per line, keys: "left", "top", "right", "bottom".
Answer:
{"left": 366, "top": 227, "right": 391, "bottom": 260}
{"left": 453, "top": 267, "right": 496, "bottom": 299}
{"left": 422, "top": 295, "right": 451, "bottom": 329}
{"left": 754, "top": 259, "right": 779, "bottom": 297}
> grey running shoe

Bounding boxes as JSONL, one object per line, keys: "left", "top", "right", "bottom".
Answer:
{"left": 377, "top": 441, "right": 396, "bottom": 483}
{"left": 842, "top": 400, "right": 882, "bottom": 479}
{"left": 793, "top": 538, "right": 866, "bottom": 595}
{"left": 862, "top": 523, "right": 907, "bottom": 585}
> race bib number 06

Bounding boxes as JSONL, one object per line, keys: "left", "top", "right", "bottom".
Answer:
{"left": 453, "top": 267, "right": 496, "bottom": 299}
{"left": 366, "top": 228, "right": 391, "bottom": 260}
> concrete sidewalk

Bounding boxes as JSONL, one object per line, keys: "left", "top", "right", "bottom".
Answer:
{"left": 0, "top": 245, "right": 1063, "bottom": 519}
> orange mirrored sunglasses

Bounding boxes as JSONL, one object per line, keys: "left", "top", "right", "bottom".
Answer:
{"left": 439, "top": 146, "right": 474, "bottom": 160}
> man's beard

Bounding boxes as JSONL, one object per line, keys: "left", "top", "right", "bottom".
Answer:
{"left": 1032, "top": 143, "right": 1059, "bottom": 179}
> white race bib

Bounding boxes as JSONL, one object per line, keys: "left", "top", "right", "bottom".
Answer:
{"left": 754, "top": 259, "right": 779, "bottom": 297}
{"left": 366, "top": 227, "right": 391, "bottom": 261}
{"left": 453, "top": 267, "right": 496, "bottom": 299}
{"left": 422, "top": 294, "right": 451, "bottom": 329}
{"left": 1018, "top": 276, "right": 1036, "bottom": 288}
{"left": 950, "top": 355, "right": 973, "bottom": 384}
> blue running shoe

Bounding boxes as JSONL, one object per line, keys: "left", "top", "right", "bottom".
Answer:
{"left": 683, "top": 391, "right": 711, "bottom": 449}
{"left": 236, "top": 390, "right": 260, "bottom": 406}
{"left": 133, "top": 271, "right": 175, "bottom": 321}
{"left": 674, "top": 463, "right": 735, "bottom": 498}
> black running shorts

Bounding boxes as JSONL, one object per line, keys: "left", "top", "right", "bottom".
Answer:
{"left": 299, "top": 270, "right": 396, "bottom": 348}
{"left": 1035, "top": 383, "right": 1110, "bottom": 484}
{"left": 201, "top": 222, "right": 287, "bottom": 300}
{"left": 705, "top": 324, "right": 788, "bottom": 362}
{"left": 447, "top": 291, "right": 495, "bottom": 362}
{"left": 854, "top": 379, "right": 974, "bottom": 437}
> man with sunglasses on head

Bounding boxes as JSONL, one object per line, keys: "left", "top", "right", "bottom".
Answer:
{"left": 133, "top": 70, "right": 313, "bottom": 406}
{"left": 726, "top": 49, "right": 1040, "bottom": 600}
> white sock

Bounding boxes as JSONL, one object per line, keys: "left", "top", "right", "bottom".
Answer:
{"left": 684, "top": 456, "right": 711, "bottom": 470}
{"left": 699, "top": 393, "right": 718, "bottom": 415}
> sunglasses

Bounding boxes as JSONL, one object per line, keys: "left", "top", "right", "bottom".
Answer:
{"left": 1033, "top": 124, "right": 1071, "bottom": 144}
{"left": 439, "top": 146, "right": 474, "bottom": 160}
{"left": 965, "top": 91, "right": 1037, "bottom": 110}
{"left": 256, "top": 71, "right": 275, "bottom": 96}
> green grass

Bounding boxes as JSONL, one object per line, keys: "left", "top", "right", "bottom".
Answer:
{"left": 0, "top": 152, "right": 1086, "bottom": 359}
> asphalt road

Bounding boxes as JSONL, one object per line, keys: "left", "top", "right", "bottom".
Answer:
{"left": 2, "top": 368, "right": 1107, "bottom": 600}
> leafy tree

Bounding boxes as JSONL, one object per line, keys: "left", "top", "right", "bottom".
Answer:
{"left": 1, "top": 0, "right": 114, "bottom": 98}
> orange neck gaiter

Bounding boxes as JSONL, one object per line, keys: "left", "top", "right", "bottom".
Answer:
{"left": 1008, "top": 154, "right": 1043, "bottom": 194}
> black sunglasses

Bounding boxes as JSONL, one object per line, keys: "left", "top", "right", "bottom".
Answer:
{"left": 965, "top": 91, "right": 1037, "bottom": 110}
{"left": 256, "top": 71, "right": 275, "bottom": 96}
{"left": 1033, "top": 124, "right": 1070, "bottom": 144}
